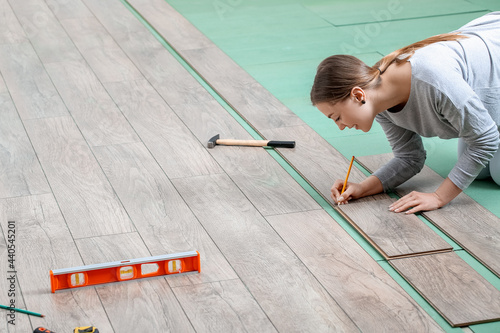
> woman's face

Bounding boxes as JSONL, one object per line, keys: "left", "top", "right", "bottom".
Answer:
{"left": 316, "top": 98, "right": 375, "bottom": 133}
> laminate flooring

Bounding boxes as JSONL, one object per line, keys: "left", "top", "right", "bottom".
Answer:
{"left": 357, "top": 154, "right": 500, "bottom": 278}
{"left": 126, "top": 0, "right": 500, "bottom": 328}
{"left": 336, "top": 198, "right": 452, "bottom": 259}
{"left": 390, "top": 252, "right": 500, "bottom": 327}
{"left": 0, "top": 0, "right": 498, "bottom": 331}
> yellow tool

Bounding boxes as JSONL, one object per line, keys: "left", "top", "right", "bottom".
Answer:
{"left": 74, "top": 327, "right": 99, "bottom": 333}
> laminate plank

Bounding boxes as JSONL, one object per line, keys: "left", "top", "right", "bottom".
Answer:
{"left": 101, "top": 80, "right": 223, "bottom": 179}
{"left": 267, "top": 210, "right": 443, "bottom": 332}
{"left": 92, "top": 142, "right": 237, "bottom": 286}
{"left": 0, "top": 0, "right": 28, "bottom": 44}
{"left": 44, "top": 60, "right": 139, "bottom": 147}
{"left": 42, "top": 0, "right": 94, "bottom": 20}
{"left": 8, "top": 0, "right": 81, "bottom": 63}
{"left": 357, "top": 153, "right": 500, "bottom": 277}
{"left": 60, "top": 16, "right": 144, "bottom": 83}
{"left": 0, "top": 42, "right": 68, "bottom": 119}
{"left": 390, "top": 252, "right": 500, "bottom": 327}
{"left": 127, "top": 0, "right": 212, "bottom": 51}
{"left": 172, "top": 173, "right": 359, "bottom": 332}
{"left": 337, "top": 198, "right": 452, "bottom": 258}
{"left": 0, "top": 194, "right": 114, "bottom": 331}
{"left": 75, "top": 233, "right": 195, "bottom": 332}
{"left": 0, "top": 86, "right": 50, "bottom": 198}
{"left": 118, "top": 30, "right": 216, "bottom": 107}
{"left": 80, "top": 0, "right": 216, "bottom": 104}
{"left": 23, "top": 116, "right": 135, "bottom": 238}
{"left": 172, "top": 279, "right": 277, "bottom": 333}
{"left": 81, "top": 0, "right": 212, "bottom": 107}
{"left": 80, "top": 0, "right": 146, "bottom": 41}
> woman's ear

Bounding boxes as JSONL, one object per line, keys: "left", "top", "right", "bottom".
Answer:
{"left": 351, "top": 87, "right": 366, "bottom": 104}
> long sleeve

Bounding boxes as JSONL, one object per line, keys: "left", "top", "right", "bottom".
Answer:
{"left": 373, "top": 114, "right": 427, "bottom": 191}
{"left": 437, "top": 82, "right": 500, "bottom": 189}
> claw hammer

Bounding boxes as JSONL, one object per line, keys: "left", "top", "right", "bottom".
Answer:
{"left": 207, "top": 134, "right": 295, "bottom": 149}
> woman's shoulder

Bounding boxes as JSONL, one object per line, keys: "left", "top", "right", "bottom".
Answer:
{"left": 457, "top": 11, "right": 500, "bottom": 32}
{"left": 409, "top": 48, "right": 458, "bottom": 88}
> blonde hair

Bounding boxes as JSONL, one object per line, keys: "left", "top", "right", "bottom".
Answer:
{"left": 311, "top": 32, "right": 467, "bottom": 105}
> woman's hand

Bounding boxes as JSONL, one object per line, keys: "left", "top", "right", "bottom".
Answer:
{"left": 331, "top": 175, "right": 384, "bottom": 205}
{"left": 389, "top": 191, "right": 444, "bottom": 214}
{"left": 389, "top": 177, "right": 462, "bottom": 214}
{"left": 331, "top": 180, "right": 363, "bottom": 204}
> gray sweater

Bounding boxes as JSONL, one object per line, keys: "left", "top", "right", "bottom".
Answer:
{"left": 374, "top": 12, "right": 500, "bottom": 191}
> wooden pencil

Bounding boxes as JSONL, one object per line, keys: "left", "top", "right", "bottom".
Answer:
{"left": 341, "top": 156, "right": 355, "bottom": 195}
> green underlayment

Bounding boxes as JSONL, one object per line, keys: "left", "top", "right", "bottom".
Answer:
{"left": 125, "top": 1, "right": 500, "bottom": 331}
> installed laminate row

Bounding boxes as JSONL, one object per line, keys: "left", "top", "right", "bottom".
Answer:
{"left": 357, "top": 153, "right": 500, "bottom": 278}
{"left": 70, "top": 0, "right": 442, "bottom": 330}
{"left": 2, "top": 0, "right": 253, "bottom": 331}
{"left": 337, "top": 198, "right": 452, "bottom": 259}
{"left": 67, "top": 0, "right": 359, "bottom": 330}
{"left": 126, "top": 0, "right": 500, "bottom": 327}
{"left": 391, "top": 251, "right": 500, "bottom": 327}
{"left": 0, "top": 0, "right": 409, "bottom": 331}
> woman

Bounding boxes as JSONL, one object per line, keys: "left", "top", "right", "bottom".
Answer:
{"left": 311, "top": 12, "right": 500, "bottom": 214}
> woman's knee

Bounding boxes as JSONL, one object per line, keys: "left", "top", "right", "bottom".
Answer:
{"left": 490, "top": 148, "right": 500, "bottom": 186}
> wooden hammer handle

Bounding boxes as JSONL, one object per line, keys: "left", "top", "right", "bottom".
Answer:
{"left": 216, "top": 139, "right": 269, "bottom": 147}
{"left": 216, "top": 139, "right": 295, "bottom": 148}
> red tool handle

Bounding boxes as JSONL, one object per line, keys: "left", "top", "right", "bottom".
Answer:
{"left": 34, "top": 328, "right": 55, "bottom": 333}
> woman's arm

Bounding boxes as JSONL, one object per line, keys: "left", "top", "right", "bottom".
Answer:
{"left": 373, "top": 113, "right": 427, "bottom": 191}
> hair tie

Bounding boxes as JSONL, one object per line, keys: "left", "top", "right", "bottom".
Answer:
{"left": 377, "top": 67, "right": 382, "bottom": 74}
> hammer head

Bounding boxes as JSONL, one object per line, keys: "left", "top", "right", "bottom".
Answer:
{"left": 207, "top": 134, "right": 220, "bottom": 149}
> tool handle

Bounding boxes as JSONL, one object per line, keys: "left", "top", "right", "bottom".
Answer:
{"left": 216, "top": 139, "right": 269, "bottom": 147}
{"left": 34, "top": 328, "right": 55, "bottom": 333}
{"left": 267, "top": 140, "right": 295, "bottom": 148}
{"left": 216, "top": 139, "right": 295, "bottom": 148}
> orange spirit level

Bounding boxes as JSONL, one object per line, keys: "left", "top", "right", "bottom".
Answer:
{"left": 50, "top": 251, "right": 200, "bottom": 293}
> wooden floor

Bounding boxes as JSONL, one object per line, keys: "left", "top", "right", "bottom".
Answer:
{"left": 1, "top": 0, "right": 500, "bottom": 332}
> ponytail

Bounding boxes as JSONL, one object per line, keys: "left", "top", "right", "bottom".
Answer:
{"left": 311, "top": 32, "right": 467, "bottom": 105}
{"left": 375, "top": 32, "right": 467, "bottom": 73}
